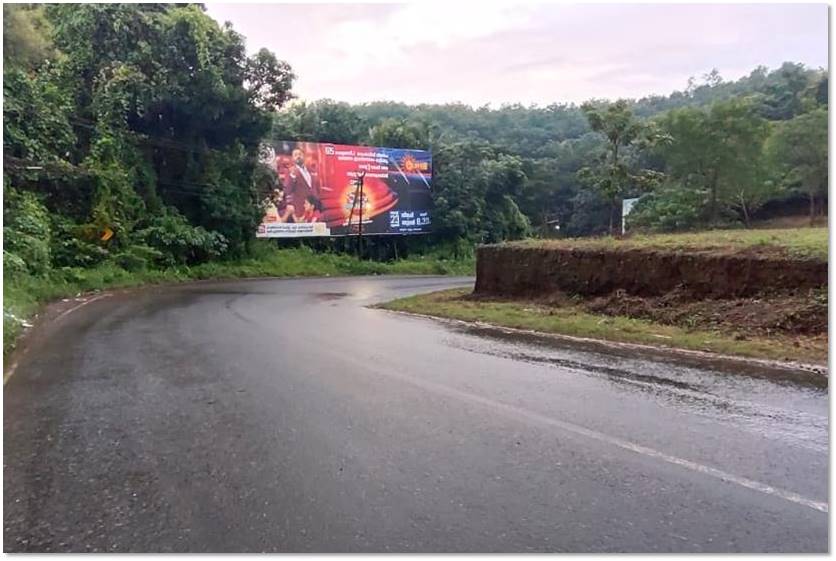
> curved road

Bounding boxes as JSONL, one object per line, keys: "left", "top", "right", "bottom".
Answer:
{"left": 3, "top": 276, "right": 828, "bottom": 552}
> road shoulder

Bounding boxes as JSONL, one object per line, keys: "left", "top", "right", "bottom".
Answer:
{"left": 376, "top": 288, "right": 827, "bottom": 386}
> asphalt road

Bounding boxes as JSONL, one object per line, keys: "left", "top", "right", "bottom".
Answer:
{"left": 3, "top": 276, "right": 829, "bottom": 552}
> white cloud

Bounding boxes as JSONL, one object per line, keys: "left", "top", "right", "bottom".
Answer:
{"left": 207, "top": 2, "right": 828, "bottom": 106}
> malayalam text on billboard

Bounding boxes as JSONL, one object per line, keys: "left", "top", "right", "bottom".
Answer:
{"left": 257, "top": 141, "right": 433, "bottom": 238}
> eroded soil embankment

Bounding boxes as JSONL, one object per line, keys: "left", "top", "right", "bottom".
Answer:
{"left": 474, "top": 245, "right": 827, "bottom": 337}
{"left": 476, "top": 245, "right": 826, "bottom": 298}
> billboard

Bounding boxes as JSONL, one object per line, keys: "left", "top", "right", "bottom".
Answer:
{"left": 256, "top": 140, "right": 433, "bottom": 238}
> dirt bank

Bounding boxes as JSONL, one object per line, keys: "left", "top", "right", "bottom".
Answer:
{"left": 475, "top": 245, "right": 827, "bottom": 299}
{"left": 474, "top": 242, "right": 828, "bottom": 341}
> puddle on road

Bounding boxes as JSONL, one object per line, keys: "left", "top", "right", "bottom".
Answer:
{"left": 313, "top": 292, "right": 350, "bottom": 301}
{"left": 452, "top": 323, "right": 827, "bottom": 388}
{"left": 442, "top": 323, "right": 828, "bottom": 453}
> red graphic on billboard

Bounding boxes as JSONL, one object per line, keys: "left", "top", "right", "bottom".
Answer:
{"left": 257, "top": 141, "right": 433, "bottom": 238}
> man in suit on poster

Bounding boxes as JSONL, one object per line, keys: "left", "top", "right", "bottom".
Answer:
{"left": 284, "top": 146, "right": 321, "bottom": 220}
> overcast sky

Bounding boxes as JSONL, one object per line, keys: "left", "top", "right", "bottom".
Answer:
{"left": 206, "top": 2, "right": 829, "bottom": 107}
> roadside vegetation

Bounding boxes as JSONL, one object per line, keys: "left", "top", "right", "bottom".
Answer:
{"left": 379, "top": 288, "right": 827, "bottom": 365}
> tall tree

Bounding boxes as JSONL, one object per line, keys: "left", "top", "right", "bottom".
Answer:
{"left": 577, "top": 100, "right": 664, "bottom": 234}
{"left": 656, "top": 98, "right": 770, "bottom": 226}
{"left": 767, "top": 108, "right": 828, "bottom": 223}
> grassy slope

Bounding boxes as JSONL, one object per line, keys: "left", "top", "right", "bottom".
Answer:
{"left": 4, "top": 246, "right": 474, "bottom": 359}
{"left": 515, "top": 227, "right": 828, "bottom": 260}
{"left": 381, "top": 228, "right": 829, "bottom": 364}
{"left": 380, "top": 288, "right": 827, "bottom": 364}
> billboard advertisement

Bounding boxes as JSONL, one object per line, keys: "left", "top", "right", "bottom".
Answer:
{"left": 256, "top": 140, "right": 433, "bottom": 238}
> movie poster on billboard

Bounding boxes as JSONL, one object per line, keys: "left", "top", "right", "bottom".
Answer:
{"left": 256, "top": 140, "right": 433, "bottom": 238}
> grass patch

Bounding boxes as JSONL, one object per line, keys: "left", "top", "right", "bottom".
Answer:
{"left": 379, "top": 288, "right": 827, "bottom": 364}
{"left": 514, "top": 227, "right": 828, "bottom": 260}
{"left": 3, "top": 246, "right": 474, "bottom": 360}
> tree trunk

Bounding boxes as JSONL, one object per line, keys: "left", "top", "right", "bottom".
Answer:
{"left": 709, "top": 171, "right": 719, "bottom": 227}
{"left": 739, "top": 192, "right": 750, "bottom": 228}
{"left": 809, "top": 189, "right": 816, "bottom": 226}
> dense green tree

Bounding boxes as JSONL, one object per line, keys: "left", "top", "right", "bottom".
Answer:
{"left": 271, "top": 99, "right": 367, "bottom": 145}
{"left": 5, "top": 4, "right": 295, "bottom": 267}
{"left": 368, "top": 118, "right": 429, "bottom": 149}
{"left": 767, "top": 108, "right": 828, "bottom": 223}
{"left": 759, "top": 62, "right": 812, "bottom": 120}
{"left": 655, "top": 98, "right": 771, "bottom": 226}
{"left": 431, "top": 141, "right": 530, "bottom": 249}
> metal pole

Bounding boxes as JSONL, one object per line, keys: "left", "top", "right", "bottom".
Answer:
{"left": 345, "top": 171, "right": 363, "bottom": 258}
{"left": 356, "top": 171, "right": 366, "bottom": 258}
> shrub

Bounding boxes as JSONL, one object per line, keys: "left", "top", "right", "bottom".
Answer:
{"left": 3, "top": 250, "right": 28, "bottom": 280}
{"left": 3, "top": 188, "right": 52, "bottom": 275}
{"left": 629, "top": 187, "right": 704, "bottom": 233}
{"left": 49, "top": 217, "right": 112, "bottom": 268}
{"left": 109, "top": 244, "right": 164, "bottom": 272}
{"left": 135, "top": 212, "right": 229, "bottom": 266}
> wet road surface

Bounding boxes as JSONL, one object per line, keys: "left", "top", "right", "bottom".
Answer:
{"left": 3, "top": 276, "right": 828, "bottom": 552}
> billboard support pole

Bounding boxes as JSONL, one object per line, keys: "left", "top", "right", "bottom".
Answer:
{"left": 356, "top": 171, "right": 366, "bottom": 258}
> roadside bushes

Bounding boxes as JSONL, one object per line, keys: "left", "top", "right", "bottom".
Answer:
{"left": 3, "top": 188, "right": 52, "bottom": 276}
{"left": 3, "top": 187, "right": 229, "bottom": 280}
{"left": 134, "top": 212, "right": 229, "bottom": 267}
{"left": 49, "top": 217, "right": 110, "bottom": 268}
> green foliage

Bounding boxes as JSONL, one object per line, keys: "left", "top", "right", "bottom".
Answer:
{"left": 3, "top": 189, "right": 52, "bottom": 275}
{"left": 3, "top": 4, "right": 55, "bottom": 70}
{"left": 758, "top": 62, "right": 813, "bottom": 120}
{"left": 520, "top": 227, "right": 828, "bottom": 260}
{"left": 3, "top": 67, "right": 76, "bottom": 167}
{"left": 767, "top": 108, "right": 828, "bottom": 222}
{"left": 265, "top": 61, "right": 824, "bottom": 240}
{"left": 3, "top": 9, "right": 827, "bottom": 319}
{"left": 3, "top": 251, "right": 29, "bottom": 279}
{"left": 271, "top": 99, "right": 367, "bottom": 144}
{"left": 5, "top": 3, "right": 295, "bottom": 265}
{"left": 432, "top": 141, "right": 531, "bottom": 245}
{"left": 49, "top": 215, "right": 111, "bottom": 268}
{"left": 577, "top": 100, "right": 665, "bottom": 234}
{"left": 629, "top": 185, "right": 705, "bottom": 232}
{"left": 246, "top": 48, "right": 296, "bottom": 111}
{"left": 654, "top": 97, "right": 773, "bottom": 227}
{"left": 368, "top": 118, "right": 429, "bottom": 149}
{"left": 134, "top": 212, "right": 228, "bottom": 266}
{"left": 110, "top": 244, "right": 164, "bottom": 272}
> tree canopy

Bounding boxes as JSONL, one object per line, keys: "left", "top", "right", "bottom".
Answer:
{"left": 4, "top": 3, "right": 295, "bottom": 272}
{"left": 3, "top": 3, "right": 828, "bottom": 277}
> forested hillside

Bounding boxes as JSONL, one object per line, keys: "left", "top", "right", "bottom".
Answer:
{"left": 3, "top": 3, "right": 829, "bottom": 279}
{"left": 273, "top": 63, "right": 827, "bottom": 241}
